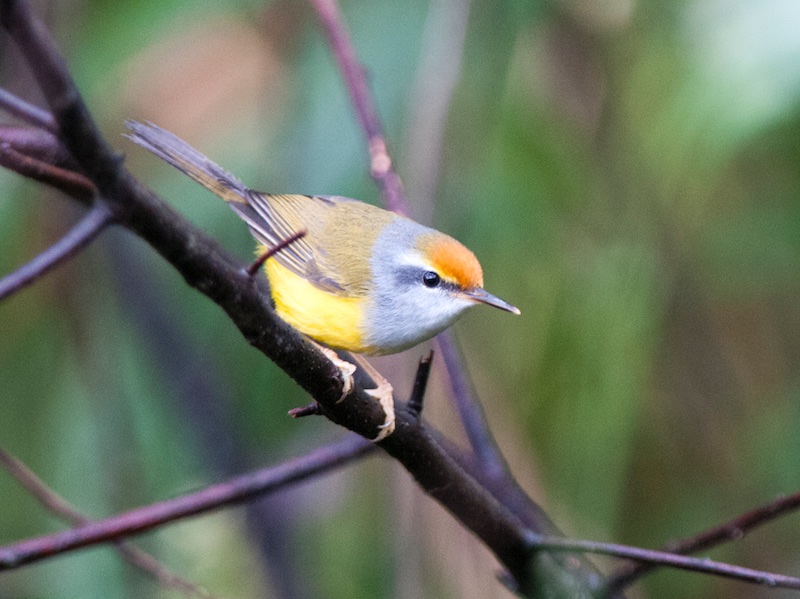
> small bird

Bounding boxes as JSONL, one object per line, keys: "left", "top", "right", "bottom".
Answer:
{"left": 126, "top": 121, "right": 519, "bottom": 439}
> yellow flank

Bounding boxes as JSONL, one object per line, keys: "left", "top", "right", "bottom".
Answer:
{"left": 264, "top": 255, "right": 370, "bottom": 353}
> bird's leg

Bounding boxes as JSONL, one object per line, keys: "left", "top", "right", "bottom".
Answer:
{"left": 350, "top": 354, "right": 395, "bottom": 442}
{"left": 307, "top": 341, "right": 394, "bottom": 442}
{"left": 311, "top": 341, "right": 356, "bottom": 402}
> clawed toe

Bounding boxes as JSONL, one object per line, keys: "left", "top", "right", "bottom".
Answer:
{"left": 313, "top": 344, "right": 396, "bottom": 441}
{"left": 314, "top": 343, "right": 356, "bottom": 402}
{"left": 365, "top": 381, "right": 395, "bottom": 442}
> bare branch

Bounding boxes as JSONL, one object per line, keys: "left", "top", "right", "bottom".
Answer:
{"left": 607, "top": 490, "right": 800, "bottom": 593}
{"left": 245, "top": 229, "right": 307, "bottom": 277}
{"left": 0, "top": 87, "right": 57, "bottom": 132}
{"left": 0, "top": 449, "right": 216, "bottom": 598}
{"left": 287, "top": 402, "right": 322, "bottom": 418}
{"left": 0, "top": 202, "right": 113, "bottom": 301}
{"left": 0, "top": 140, "right": 96, "bottom": 201}
{"left": 0, "top": 125, "right": 73, "bottom": 164}
{"left": 0, "top": 0, "right": 126, "bottom": 209}
{"left": 437, "top": 333, "right": 508, "bottom": 478}
{"left": 527, "top": 534, "right": 800, "bottom": 593}
{"left": 307, "top": 0, "right": 407, "bottom": 215}
{"left": 407, "top": 351, "right": 434, "bottom": 415}
{"left": 0, "top": 449, "right": 83, "bottom": 520}
{"left": 0, "top": 435, "right": 375, "bottom": 570}
{"left": 0, "top": 2, "right": 644, "bottom": 596}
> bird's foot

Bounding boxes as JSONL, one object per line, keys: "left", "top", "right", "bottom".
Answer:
{"left": 311, "top": 343, "right": 395, "bottom": 441}
{"left": 352, "top": 354, "right": 395, "bottom": 442}
{"left": 315, "top": 344, "right": 356, "bottom": 403}
{"left": 365, "top": 382, "right": 395, "bottom": 442}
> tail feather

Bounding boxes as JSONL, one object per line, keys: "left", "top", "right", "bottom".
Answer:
{"left": 125, "top": 120, "right": 248, "bottom": 205}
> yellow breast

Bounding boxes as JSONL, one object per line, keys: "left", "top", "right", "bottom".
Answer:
{"left": 265, "top": 256, "right": 373, "bottom": 353}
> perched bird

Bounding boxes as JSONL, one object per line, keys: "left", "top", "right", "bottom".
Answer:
{"left": 126, "top": 121, "right": 519, "bottom": 439}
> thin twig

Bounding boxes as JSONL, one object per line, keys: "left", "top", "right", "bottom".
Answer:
{"left": 307, "top": 0, "right": 407, "bottom": 215}
{"left": 407, "top": 351, "right": 434, "bottom": 415}
{"left": 0, "top": 449, "right": 215, "bottom": 598}
{"left": 0, "top": 202, "right": 113, "bottom": 301}
{"left": 288, "top": 402, "right": 321, "bottom": 418}
{"left": 0, "top": 141, "right": 96, "bottom": 202}
{"left": 0, "top": 435, "right": 375, "bottom": 570}
{"left": 527, "top": 533, "right": 800, "bottom": 593}
{"left": 437, "top": 333, "right": 508, "bottom": 479}
{"left": 607, "top": 491, "right": 800, "bottom": 593}
{"left": 0, "top": 87, "right": 57, "bottom": 132}
{"left": 0, "top": 125, "right": 74, "bottom": 165}
{"left": 245, "top": 229, "right": 306, "bottom": 277}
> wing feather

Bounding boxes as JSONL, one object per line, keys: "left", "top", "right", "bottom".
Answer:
{"left": 237, "top": 192, "right": 349, "bottom": 294}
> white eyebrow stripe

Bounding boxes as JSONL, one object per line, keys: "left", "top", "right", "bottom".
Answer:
{"left": 396, "top": 251, "right": 435, "bottom": 271}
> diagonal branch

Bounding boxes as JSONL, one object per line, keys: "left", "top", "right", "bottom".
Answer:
{"left": 528, "top": 534, "right": 800, "bottom": 593}
{"left": 0, "top": 435, "right": 375, "bottom": 570}
{"left": 438, "top": 333, "right": 508, "bottom": 479}
{"left": 307, "top": 0, "right": 407, "bottom": 215}
{"left": 0, "top": 87, "right": 57, "bottom": 132}
{"left": 0, "top": 449, "right": 216, "bottom": 598}
{"left": 0, "top": 138, "right": 95, "bottom": 202}
{"left": 0, "top": 125, "right": 75, "bottom": 165}
{"left": 0, "top": 0, "right": 610, "bottom": 595}
{"left": 606, "top": 490, "right": 800, "bottom": 593}
{"left": 0, "top": 202, "right": 113, "bottom": 301}
{"left": 246, "top": 229, "right": 307, "bottom": 277}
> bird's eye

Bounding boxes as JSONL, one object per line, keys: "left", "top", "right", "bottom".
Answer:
{"left": 422, "top": 271, "right": 441, "bottom": 288}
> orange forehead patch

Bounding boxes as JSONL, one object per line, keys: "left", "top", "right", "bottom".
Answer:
{"left": 419, "top": 233, "right": 484, "bottom": 289}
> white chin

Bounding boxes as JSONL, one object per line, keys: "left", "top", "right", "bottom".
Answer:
{"left": 366, "top": 297, "right": 474, "bottom": 354}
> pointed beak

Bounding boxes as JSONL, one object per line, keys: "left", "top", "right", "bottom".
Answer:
{"left": 460, "top": 288, "right": 521, "bottom": 315}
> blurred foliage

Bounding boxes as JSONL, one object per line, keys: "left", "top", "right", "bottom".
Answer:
{"left": 2, "top": 0, "right": 800, "bottom": 597}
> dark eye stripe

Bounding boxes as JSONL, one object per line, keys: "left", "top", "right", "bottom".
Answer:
{"left": 394, "top": 266, "right": 456, "bottom": 291}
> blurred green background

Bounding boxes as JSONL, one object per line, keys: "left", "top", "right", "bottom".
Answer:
{"left": 2, "top": 0, "right": 800, "bottom": 597}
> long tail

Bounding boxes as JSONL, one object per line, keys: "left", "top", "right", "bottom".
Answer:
{"left": 125, "top": 121, "right": 248, "bottom": 205}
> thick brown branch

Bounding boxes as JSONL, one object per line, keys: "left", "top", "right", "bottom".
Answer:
{"left": 0, "top": 1, "right": 613, "bottom": 595}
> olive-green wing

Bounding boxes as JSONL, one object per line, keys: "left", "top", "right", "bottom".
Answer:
{"left": 230, "top": 193, "right": 352, "bottom": 294}
{"left": 126, "top": 122, "right": 357, "bottom": 294}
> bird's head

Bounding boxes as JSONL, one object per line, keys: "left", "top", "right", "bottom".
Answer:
{"left": 364, "top": 220, "right": 519, "bottom": 354}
